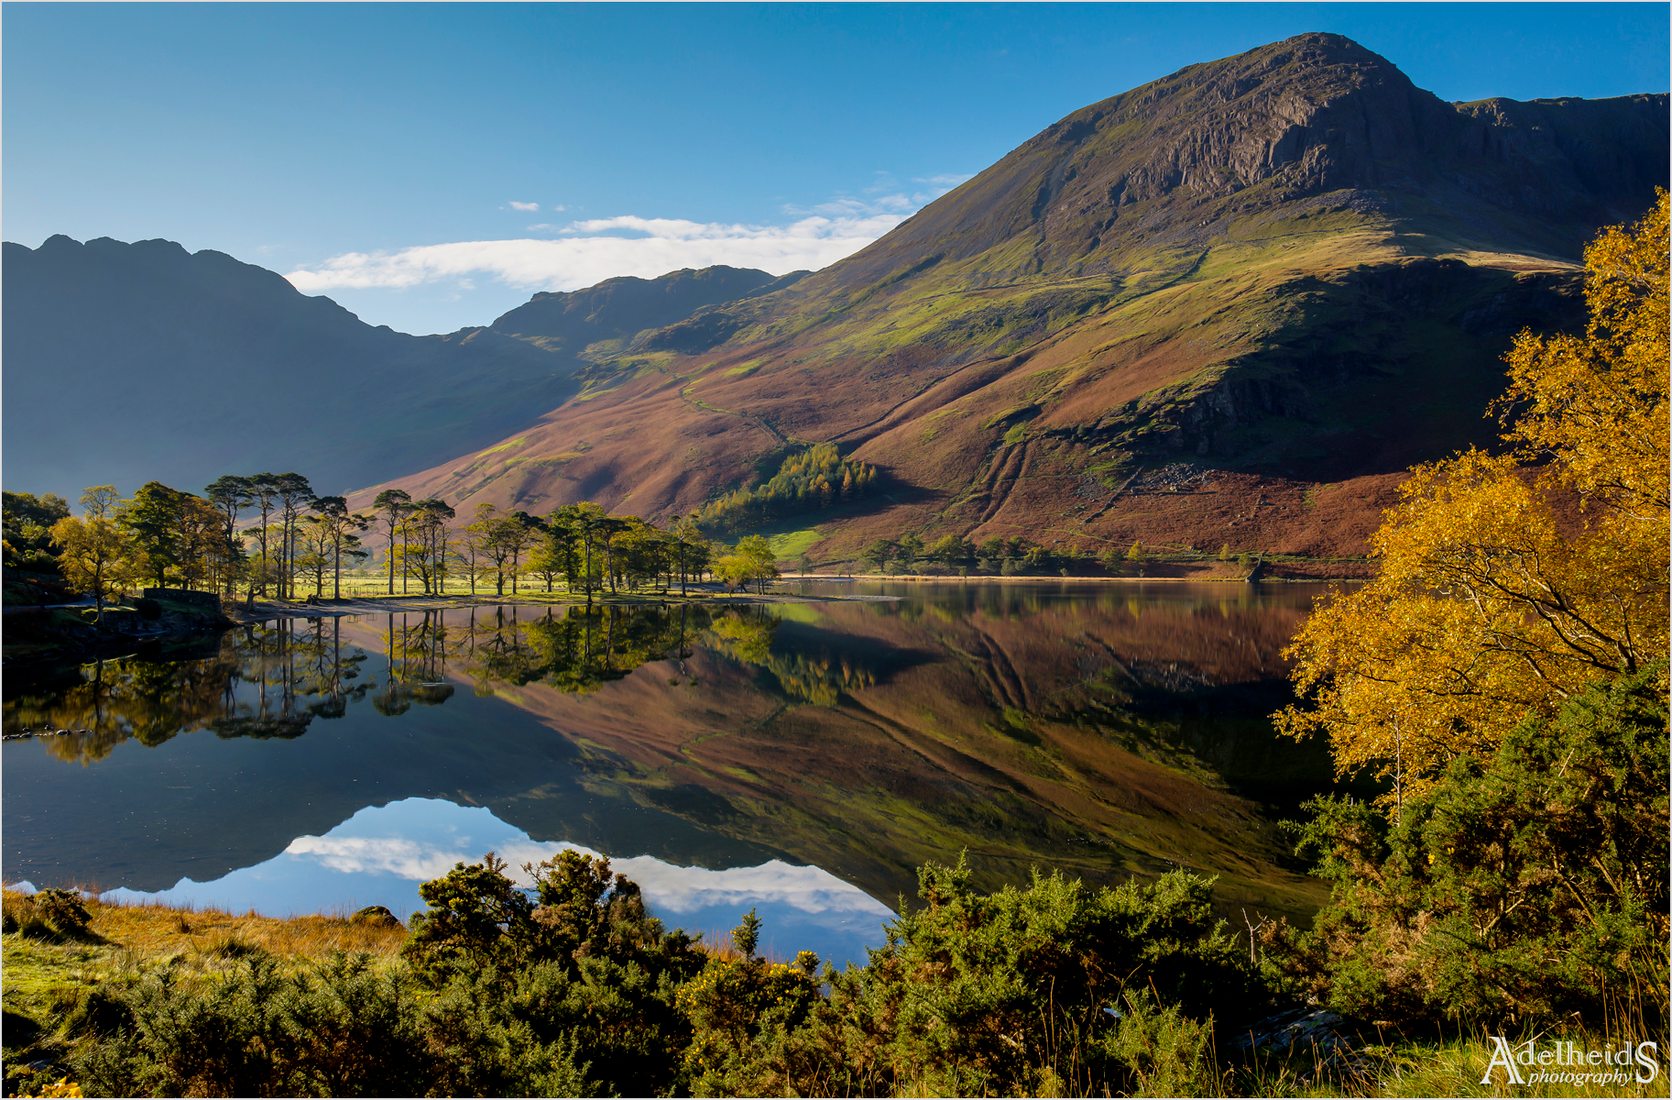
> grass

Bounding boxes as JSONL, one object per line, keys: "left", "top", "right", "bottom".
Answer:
{"left": 3, "top": 887, "right": 407, "bottom": 1094}
{"left": 3, "top": 888, "right": 404, "bottom": 975}
{"left": 1232, "top": 1030, "right": 1671, "bottom": 1098}
{"left": 476, "top": 435, "right": 527, "bottom": 457}
{"left": 768, "top": 525, "right": 824, "bottom": 561}
{"left": 1368, "top": 1034, "right": 1667, "bottom": 1098}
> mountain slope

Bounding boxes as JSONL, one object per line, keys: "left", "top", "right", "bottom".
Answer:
{"left": 369, "top": 34, "right": 1666, "bottom": 560}
{"left": 0, "top": 238, "right": 782, "bottom": 499}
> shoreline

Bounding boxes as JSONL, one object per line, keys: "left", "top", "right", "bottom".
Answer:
{"left": 4, "top": 568, "right": 1360, "bottom": 658}
{"left": 233, "top": 570, "right": 1357, "bottom": 621}
{"left": 782, "top": 571, "right": 1359, "bottom": 585}
{"left": 228, "top": 586, "right": 883, "bottom": 622}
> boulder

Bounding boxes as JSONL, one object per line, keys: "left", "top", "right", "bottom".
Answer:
{"left": 349, "top": 905, "right": 402, "bottom": 929}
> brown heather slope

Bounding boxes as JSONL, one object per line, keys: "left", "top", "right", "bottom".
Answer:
{"left": 362, "top": 34, "right": 1667, "bottom": 562}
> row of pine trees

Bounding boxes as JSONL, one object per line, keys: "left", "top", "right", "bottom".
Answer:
{"left": 7, "top": 473, "right": 789, "bottom": 620}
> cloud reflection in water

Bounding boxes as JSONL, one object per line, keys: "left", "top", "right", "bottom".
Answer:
{"left": 105, "top": 797, "right": 892, "bottom": 965}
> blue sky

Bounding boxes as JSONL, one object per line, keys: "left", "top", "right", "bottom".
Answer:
{"left": 4, "top": 2, "right": 1667, "bottom": 334}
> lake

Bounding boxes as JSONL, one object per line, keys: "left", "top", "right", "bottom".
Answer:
{"left": 2, "top": 580, "right": 1339, "bottom": 965}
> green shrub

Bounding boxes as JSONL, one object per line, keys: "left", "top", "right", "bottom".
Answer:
{"left": 809, "top": 857, "right": 1258, "bottom": 1096}
{"left": 270, "top": 953, "right": 430, "bottom": 1097}
{"left": 1293, "top": 666, "right": 1670, "bottom": 1029}
{"left": 676, "top": 952, "right": 825, "bottom": 1095}
{"left": 403, "top": 850, "right": 704, "bottom": 1096}
{"left": 40, "top": 855, "right": 1278, "bottom": 1096}
{"left": 417, "top": 968, "right": 593, "bottom": 1097}
{"left": 402, "top": 853, "right": 536, "bottom": 980}
{"left": 31, "top": 892, "right": 92, "bottom": 939}
{"left": 1098, "top": 991, "right": 1220, "bottom": 1098}
{"left": 62, "top": 951, "right": 434, "bottom": 1097}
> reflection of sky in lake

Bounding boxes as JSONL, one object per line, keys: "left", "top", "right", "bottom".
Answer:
{"left": 101, "top": 797, "right": 893, "bottom": 966}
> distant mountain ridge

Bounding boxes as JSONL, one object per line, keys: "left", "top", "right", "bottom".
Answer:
{"left": 0, "top": 236, "right": 782, "bottom": 498}
{"left": 490, "top": 266, "right": 803, "bottom": 344}
{"left": 366, "top": 33, "right": 1666, "bottom": 560}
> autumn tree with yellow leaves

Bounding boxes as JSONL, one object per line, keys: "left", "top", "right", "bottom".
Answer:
{"left": 1274, "top": 195, "right": 1670, "bottom": 1029}
{"left": 1279, "top": 192, "right": 1670, "bottom": 798}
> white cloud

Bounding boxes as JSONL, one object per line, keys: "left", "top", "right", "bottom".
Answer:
{"left": 506, "top": 200, "right": 540, "bottom": 212}
{"left": 286, "top": 179, "right": 968, "bottom": 296}
{"left": 783, "top": 178, "right": 967, "bottom": 220}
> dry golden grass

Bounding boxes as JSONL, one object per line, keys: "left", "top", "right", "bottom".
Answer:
{"left": 81, "top": 895, "right": 406, "bottom": 962}
{"left": 3, "top": 886, "right": 404, "bottom": 975}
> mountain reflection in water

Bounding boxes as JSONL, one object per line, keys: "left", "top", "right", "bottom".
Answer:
{"left": 4, "top": 582, "right": 1339, "bottom": 961}
{"left": 101, "top": 798, "right": 893, "bottom": 967}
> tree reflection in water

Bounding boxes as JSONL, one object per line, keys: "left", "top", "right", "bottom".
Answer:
{"left": 4, "top": 603, "right": 872, "bottom": 762}
{"left": 3, "top": 619, "right": 376, "bottom": 762}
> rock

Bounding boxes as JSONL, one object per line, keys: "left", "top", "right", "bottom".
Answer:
{"left": 350, "top": 905, "right": 402, "bottom": 929}
{"left": 1232, "top": 1007, "right": 1367, "bottom": 1080}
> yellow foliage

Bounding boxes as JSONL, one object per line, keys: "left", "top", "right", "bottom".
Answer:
{"left": 49, "top": 514, "right": 134, "bottom": 611}
{"left": 1501, "top": 190, "right": 1670, "bottom": 521}
{"left": 1280, "top": 193, "right": 1670, "bottom": 795}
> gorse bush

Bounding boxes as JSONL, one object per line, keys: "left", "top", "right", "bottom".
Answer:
{"left": 675, "top": 942, "right": 825, "bottom": 1095}
{"left": 1289, "top": 666, "right": 1670, "bottom": 1030}
{"left": 809, "top": 859, "right": 1256, "bottom": 1097}
{"left": 32, "top": 855, "right": 1256, "bottom": 1097}
{"left": 19, "top": 832, "right": 1671, "bottom": 1095}
{"left": 68, "top": 951, "right": 430, "bottom": 1098}
{"left": 404, "top": 849, "right": 705, "bottom": 1096}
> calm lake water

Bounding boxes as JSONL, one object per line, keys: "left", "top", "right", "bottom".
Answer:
{"left": 2, "top": 580, "right": 1338, "bottom": 965}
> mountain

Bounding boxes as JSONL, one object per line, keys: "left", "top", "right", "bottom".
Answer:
{"left": 367, "top": 34, "right": 1667, "bottom": 560}
{"left": 0, "top": 237, "right": 782, "bottom": 499}
{"left": 489, "top": 265, "right": 802, "bottom": 349}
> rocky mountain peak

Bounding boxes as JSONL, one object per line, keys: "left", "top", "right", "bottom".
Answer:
{"left": 814, "top": 34, "right": 1664, "bottom": 291}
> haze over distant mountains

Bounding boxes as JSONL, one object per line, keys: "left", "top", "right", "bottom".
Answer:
{"left": 1, "top": 239, "right": 792, "bottom": 498}
{"left": 5, "top": 33, "right": 1666, "bottom": 558}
